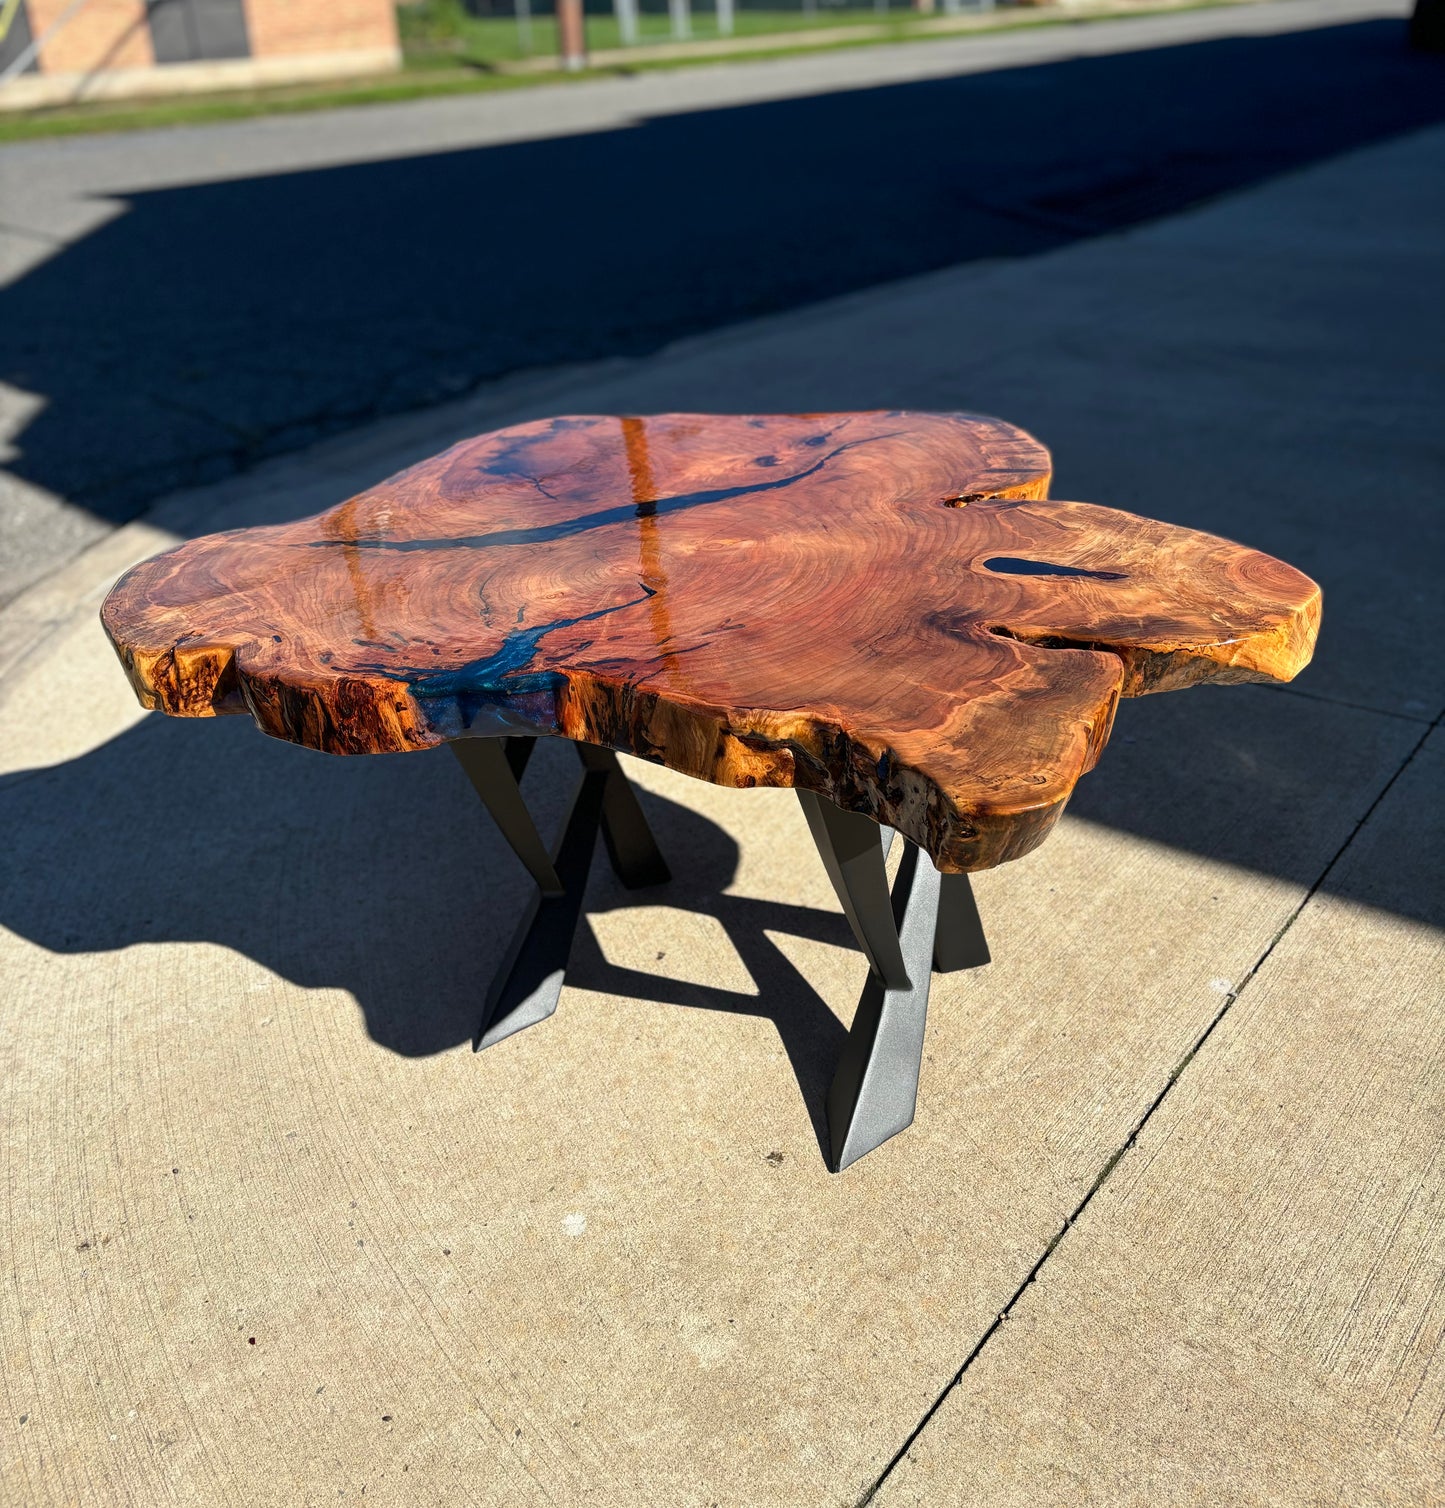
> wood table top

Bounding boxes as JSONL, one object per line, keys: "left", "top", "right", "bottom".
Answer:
{"left": 102, "top": 412, "right": 1321, "bottom": 871}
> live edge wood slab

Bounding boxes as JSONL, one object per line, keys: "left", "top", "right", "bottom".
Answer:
{"left": 102, "top": 412, "right": 1321, "bottom": 873}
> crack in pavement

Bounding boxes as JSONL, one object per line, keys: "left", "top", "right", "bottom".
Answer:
{"left": 855, "top": 698, "right": 1445, "bottom": 1507}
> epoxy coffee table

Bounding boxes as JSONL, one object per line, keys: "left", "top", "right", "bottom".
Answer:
{"left": 103, "top": 412, "right": 1321, "bottom": 1170}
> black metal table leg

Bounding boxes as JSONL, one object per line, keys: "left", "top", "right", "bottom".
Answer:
{"left": 825, "top": 841, "right": 943, "bottom": 1172}
{"left": 456, "top": 741, "right": 987, "bottom": 1170}
{"left": 476, "top": 767, "right": 608, "bottom": 1048}
{"left": 934, "top": 871, "right": 990, "bottom": 973}
{"left": 575, "top": 743, "right": 671, "bottom": 889}
{"left": 798, "top": 790, "right": 909, "bottom": 989}
{"left": 800, "top": 790, "right": 984, "bottom": 1171}
{"left": 451, "top": 737, "right": 670, "bottom": 1051}
{"left": 451, "top": 736, "right": 563, "bottom": 895}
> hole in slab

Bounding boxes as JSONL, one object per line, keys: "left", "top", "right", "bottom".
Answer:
{"left": 983, "top": 556, "right": 1126, "bottom": 580}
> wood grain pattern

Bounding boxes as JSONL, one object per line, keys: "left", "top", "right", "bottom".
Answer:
{"left": 101, "top": 412, "right": 1321, "bottom": 871}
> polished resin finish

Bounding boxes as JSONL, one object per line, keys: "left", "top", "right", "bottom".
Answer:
{"left": 102, "top": 412, "right": 1321, "bottom": 870}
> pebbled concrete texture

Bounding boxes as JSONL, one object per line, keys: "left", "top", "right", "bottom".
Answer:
{"left": 0, "top": 51, "right": 1442, "bottom": 1508}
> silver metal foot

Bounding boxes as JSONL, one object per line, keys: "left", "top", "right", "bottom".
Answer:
{"left": 800, "top": 790, "right": 963, "bottom": 1170}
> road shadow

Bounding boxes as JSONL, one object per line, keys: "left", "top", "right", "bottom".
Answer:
{"left": 1, "top": 18, "right": 1441, "bottom": 524}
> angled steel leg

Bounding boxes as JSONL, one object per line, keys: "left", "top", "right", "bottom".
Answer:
{"left": 825, "top": 841, "right": 943, "bottom": 1171}
{"left": 459, "top": 742, "right": 969, "bottom": 1167}
{"left": 451, "top": 737, "right": 563, "bottom": 895}
{"left": 576, "top": 743, "right": 672, "bottom": 889}
{"left": 503, "top": 735, "right": 537, "bottom": 780}
{"left": 797, "top": 790, "right": 909, "bottom": 987}
{"left": 476, "top": 767, "right": 608, "bottom": 1049}
{"left": 934, "top": 871, "right": 990, "bottom": 973}
{"left": 800, "top": 790, "right": 948, "bottom": 1171}
{"left": 452, "top": 736, "right": 670, "bottom": 1052}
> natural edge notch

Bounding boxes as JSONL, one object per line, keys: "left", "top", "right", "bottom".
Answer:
{"left": 102, "top": 412, "right": 1321, "bottom": 871}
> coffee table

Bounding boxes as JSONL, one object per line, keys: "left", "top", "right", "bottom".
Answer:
{"left": 102, "top": 412, "right": 1321, "bottom": 1170}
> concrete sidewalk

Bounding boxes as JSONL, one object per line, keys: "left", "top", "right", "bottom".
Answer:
{"left": 1, "top": 124, "right": 1442, "bottom": 1505}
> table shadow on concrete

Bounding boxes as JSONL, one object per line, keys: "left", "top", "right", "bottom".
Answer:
{"left": 0, "top": 715, "right": 859, "bottom": 1160}
{"left": 2, "top": 679, "right": 1432, "bottom": 1165}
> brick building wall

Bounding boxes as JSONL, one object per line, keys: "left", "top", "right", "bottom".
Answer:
{"left": 244, "top": 0, "right": 398, "bottom": 58}
{"left": 23, "top": 0, "right": 154, "bottom": 73}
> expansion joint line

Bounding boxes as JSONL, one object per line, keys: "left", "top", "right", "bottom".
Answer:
{"left": 856, "top": 702, "right": 1444, "bottom": 1507}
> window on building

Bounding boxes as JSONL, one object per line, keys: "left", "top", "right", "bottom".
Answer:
{"left": 147, "top": 0, "right": 251, "bottom": 64}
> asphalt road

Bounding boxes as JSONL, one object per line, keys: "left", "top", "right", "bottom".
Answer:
{"left": 0, "top": 0, "right": 1440, "bottom": 603}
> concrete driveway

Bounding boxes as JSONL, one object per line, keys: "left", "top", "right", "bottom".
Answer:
{"left": 1, "top": 8, "right": 1442, "bottom": 1504}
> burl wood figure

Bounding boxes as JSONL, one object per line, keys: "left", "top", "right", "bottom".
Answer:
{"left": 103, "top": 412, "right": 1321, "bottom": 1170}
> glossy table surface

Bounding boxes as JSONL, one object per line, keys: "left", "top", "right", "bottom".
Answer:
{"left": 102, "top": 412, "right": 1321, "bottom": 871}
